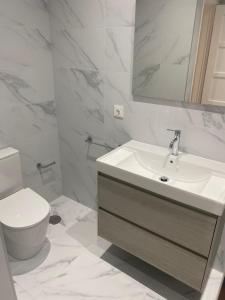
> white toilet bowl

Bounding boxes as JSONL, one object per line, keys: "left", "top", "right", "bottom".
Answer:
{"left": 0, "top": 188, "right": 50, "bottom": 260}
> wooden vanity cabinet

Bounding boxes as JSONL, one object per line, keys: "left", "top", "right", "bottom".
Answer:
{"left": 97, "top": 173, "right": 225, "bottom": 292}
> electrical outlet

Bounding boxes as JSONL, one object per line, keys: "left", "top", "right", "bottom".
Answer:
{"left": 113, "top": 105, "right": 124, "bottom": 119}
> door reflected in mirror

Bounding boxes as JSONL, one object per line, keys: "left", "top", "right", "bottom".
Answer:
{"left": 132, "top": 0, "right": 225, "bottom": 107}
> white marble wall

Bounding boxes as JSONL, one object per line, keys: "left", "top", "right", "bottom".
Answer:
{"left": 0, "top": 0, "right": 62, "bottom": 201}
{"left": 49, "top": 0, "right": 225, "bottom": 209}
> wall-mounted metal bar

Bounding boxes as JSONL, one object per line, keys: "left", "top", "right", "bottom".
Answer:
{"left": 36, "top": 161, "right": 56, "bottom": 171}
{"left": 85, "top": 135, "right": 117, "bottom": 150}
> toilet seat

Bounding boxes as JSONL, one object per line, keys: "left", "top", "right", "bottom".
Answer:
{"left": 0, "top": 188, "right": 50, "bottom": 229}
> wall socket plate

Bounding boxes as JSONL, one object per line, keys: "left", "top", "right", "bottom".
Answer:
{"left": 113, "top": 105, "right": 124, "bottom": 119}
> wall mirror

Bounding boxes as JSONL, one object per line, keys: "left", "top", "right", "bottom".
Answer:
{"left": 132, "top": 0, "right": 225, "bottom": 107}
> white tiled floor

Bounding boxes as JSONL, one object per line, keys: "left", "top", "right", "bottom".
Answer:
{"left": 10, "top": 196, "right": 224, "bottom": 300}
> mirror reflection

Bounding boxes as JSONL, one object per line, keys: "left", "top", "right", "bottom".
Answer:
{"left": 132, "top": 0, "right": 225, "bottom": 107}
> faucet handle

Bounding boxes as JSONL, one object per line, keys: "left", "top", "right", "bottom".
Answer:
{"left": 167, "top": 129, "right": 181, "bottom": 136}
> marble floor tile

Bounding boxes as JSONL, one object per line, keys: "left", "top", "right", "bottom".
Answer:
{"left": 12, "top": 196, "right": 224, "bottom": 300}
{"left": 66, "top": 209, "right": 111, "bottom": 255}
{"left": 15, "top": 249, "right": 169, "bottom": 300}
{"left": 13, "top": 224, "right": 84, "bottom": 297}
{"left": 66, "top": 211, "right": 98, "bottom": 247}
{"left": 51, "top": 197, "right": 111, "bottom": 254}
{"left": 14, "top": 283, "right": 34, "bottom": 300}
{"left": 9, "top": 239, "right": 51, "bottom": 277}
{"left": 87, "top": 237, "right": 112, "bottom": 258}
{"left": 52, "top": 197, "right": 225, "bottom": 299}
{"left": 52, "top": 197, "right": 225, "bottom": 300}
{"left": 13, "top": 222, "right": 165, "bottom": 300}
{"left": 198, "top": 269, "right": 224, "bottom": 300}
{"left": 50, "top": 196, "right": 92, "bottom": 229}
{"left": 43, "top": 251, "right": 170, "bottom": 300}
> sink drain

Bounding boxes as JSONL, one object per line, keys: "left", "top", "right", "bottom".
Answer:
{"left": 49, "top": 215, "right": 62, "bottom": 225}
{"left": 160, "top": 176, "right": 169, "bottom": 182}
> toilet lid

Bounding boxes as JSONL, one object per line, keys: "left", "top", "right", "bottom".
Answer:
{"left": 0, "top": 188, "right": 50, "bottom": 229}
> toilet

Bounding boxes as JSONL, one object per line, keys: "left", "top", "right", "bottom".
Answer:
{"left": 0, "top": 147, "right": 50, "bottom": 260}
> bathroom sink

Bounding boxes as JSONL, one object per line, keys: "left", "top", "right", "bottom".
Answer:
{"left": 117, "top": 149, "right": 211, "bottom": 183}
{"left": 97, "top": 140, "right": 225, "bottom": 216}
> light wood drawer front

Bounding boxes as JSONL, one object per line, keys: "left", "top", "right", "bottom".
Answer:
{"left": 98, "top": 209, "right": 207, "bottom": 291}
{"left": 98, "top": 174, "right": 217, "bottom": 257}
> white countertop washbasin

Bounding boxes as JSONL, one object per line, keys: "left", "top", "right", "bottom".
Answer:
{"left": 96, "top": 140, "right": 225, "bottom": 216}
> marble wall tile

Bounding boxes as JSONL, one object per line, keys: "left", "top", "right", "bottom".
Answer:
{"left": 105, "top": 0, "right": 136, "bottom": 27}
{"left": 0, "top": 0, "right": 62, "bottom": 200}
{"left": 52, "top": 58, "right": 106, "bottom": 207}
{"left": 50, "top": 0, "right": 225, "bottom": 213}
{"left": 49, "top": 0, "right": 105, "bottom": 29}
{"left": 105, "top": 27, "right": 134, "bottom": 72}
{"left": 104, "top": 71, "right": 133, "bottom": 146}
{"left": 52, "top": 27, "right": 105, "bottom": 71}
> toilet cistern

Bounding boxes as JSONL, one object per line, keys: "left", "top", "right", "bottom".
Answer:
{"left": 167, "top": 129, "right": 181, "bottom": 156}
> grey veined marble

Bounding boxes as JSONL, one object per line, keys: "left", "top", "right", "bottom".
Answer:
{"left": 133, "top": 0, "right": 198, "bottom": 102}
{"left": 49, "top": 0, "right": 225, "bottom": 211}
{"left": 12, "top": 197, "right": 225, "bottom": 300}
{"left": 0, "top": 0, "right": 62, "bottom": 200}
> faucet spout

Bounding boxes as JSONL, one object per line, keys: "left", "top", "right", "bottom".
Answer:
{"left": 167, "top": 129, "right": 181, "bottom": 156}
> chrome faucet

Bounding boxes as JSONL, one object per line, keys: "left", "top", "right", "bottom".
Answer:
{"left": 167, "top": 129, "right": 181, "bottom": 156}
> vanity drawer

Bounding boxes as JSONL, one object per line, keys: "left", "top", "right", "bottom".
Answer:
{"left": 98, "top": 174, "right": 217, "bottom": 257}
{"left": 98, "top": 209, "right": 207, "bottom": 291}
